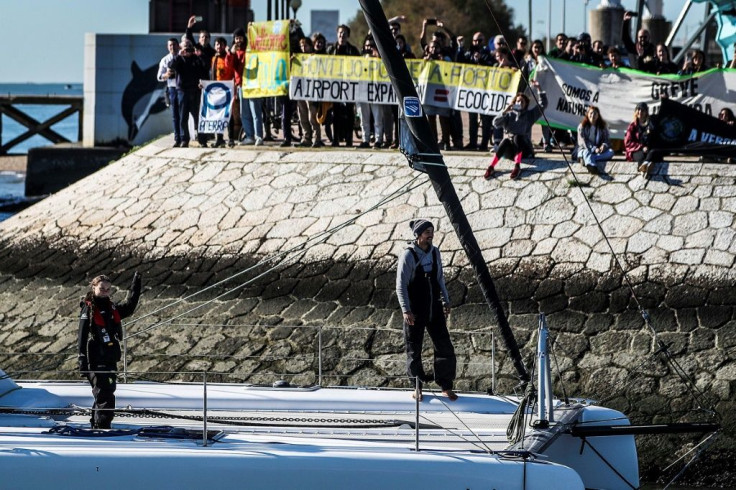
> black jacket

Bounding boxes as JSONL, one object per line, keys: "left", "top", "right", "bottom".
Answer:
{"left": 171, "top": 54, "right": 208, "bottom": 91}
{"left": 77, "top": 275, "right": 141, "bottom": 367}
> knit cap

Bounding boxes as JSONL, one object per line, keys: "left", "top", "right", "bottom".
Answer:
{"left": 410, "top": 219, "right": 434, "bottom": 236}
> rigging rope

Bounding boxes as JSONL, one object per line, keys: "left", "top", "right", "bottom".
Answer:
{"left": 123, "top": 173, "right": 427, "bottom": 340}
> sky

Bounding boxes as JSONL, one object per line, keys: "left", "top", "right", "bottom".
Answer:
{"left": 0, "top": 0, "right": 706, "bottom": 84}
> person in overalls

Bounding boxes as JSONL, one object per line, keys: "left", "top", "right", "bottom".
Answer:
{"left": 396, "top": 219, "right": 457, "bottom": 402}
{"left": 77, "top": 273, "right": 141, "bottom": 429}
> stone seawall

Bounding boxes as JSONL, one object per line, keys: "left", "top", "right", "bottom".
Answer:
{"left": 0, "top": 138, "right": 734, "bottom": 484}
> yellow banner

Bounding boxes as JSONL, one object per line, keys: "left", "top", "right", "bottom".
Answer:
{"left": 243, "top": 21, "right": 290, "bottom": 98}
{"left": 290, "top": 54, "right": 521, "bottom": 115}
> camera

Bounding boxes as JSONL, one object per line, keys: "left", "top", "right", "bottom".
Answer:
{"left": 425, "top": 18, "right": 437, "bottom": 25}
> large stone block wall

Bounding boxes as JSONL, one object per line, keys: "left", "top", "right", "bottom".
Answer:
{"left": 0, "top": 139, "right": 734, "bottom": 484}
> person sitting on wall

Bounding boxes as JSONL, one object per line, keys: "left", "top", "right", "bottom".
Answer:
{"left": 576, "top": 106, "right": 614, "bottom": 174}
{"left": 624, "top": 102, "right": 662, "bottom": 178}
{"left": 484, "top": 80, "right": 547, "bottom": 180}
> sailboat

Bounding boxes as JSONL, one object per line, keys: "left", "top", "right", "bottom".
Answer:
{"left": 0, "top": 1, "right": 720, "bottom": 488}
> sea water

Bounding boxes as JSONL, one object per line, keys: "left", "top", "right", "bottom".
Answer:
{"left": 0, "top": 83, "right": 79, "bottom": 220}
{"left": 0, "top": 83, "right": 82, "bottom": 154}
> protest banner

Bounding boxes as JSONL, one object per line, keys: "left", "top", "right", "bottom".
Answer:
{"left": 289, "top": 54, "right": 520, "bottom": 115}
{"left": 534, "top": 57, "right": 736, "bottom": 138}
{"left": 243, "top": 21, "right": 290, "bottom": 98}
{"left": 652, "top": 98, "right": 736, "bottom": 158}
{"left": 198, "top": 80, "right": 234, "bottom": 134}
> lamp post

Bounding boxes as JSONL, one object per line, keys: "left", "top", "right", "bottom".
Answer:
{"left": 291, "top": 0, "right": 302, "bottom": 19}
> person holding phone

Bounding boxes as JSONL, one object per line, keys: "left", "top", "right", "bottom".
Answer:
{"left": 621, "top": 11, "right": 655, "bottom": 72}
{"left": 679, "top": 49, "right": 708, "bottom": 75}
{"left": 185, "top": 15, "right": 215, "bottom": 67}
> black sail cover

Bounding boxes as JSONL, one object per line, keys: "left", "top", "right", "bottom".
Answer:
{"left": 358, "top": 0, "right": 530, "bottom": 383}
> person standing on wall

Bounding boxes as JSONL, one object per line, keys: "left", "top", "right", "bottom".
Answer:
{"left": 326, "top": 24, "right": 360, "bottom": 147}
{"left": 157, "top": 38, "right": 182, "bottom": 147}
{"left": 396, "top": 219, "right": 457, "bottom": 402}
{"left": 78, "top": 273, "right": 141, "bottom": 429}
{"left": 170, "top": 39, "right": 209, "bottom": 147}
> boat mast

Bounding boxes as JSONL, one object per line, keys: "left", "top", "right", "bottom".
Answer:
{"left": 358, "top": 0, "right": 529, "bottom": 383}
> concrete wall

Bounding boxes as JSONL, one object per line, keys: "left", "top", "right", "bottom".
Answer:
{"left": 0, "top": 141, "right": 734, "bottom": 484}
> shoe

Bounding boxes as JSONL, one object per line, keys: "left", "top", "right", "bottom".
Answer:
{"left": 477, "top": 145, "right": 489, "bottom": 152}
{"left": 263, "top": 135, "right": 275, "bottom": 142}
{"left": 358, "top": 141, "right": 370, "bottom": 148}
{"left": 254, "top": 137, "right": 263, "bottom": 146}
{"left": 297, "top": 140, "right": 312, "bottom": 147}
{"left": 181, "top": 141, "right": 189, "bottom": 148}
{"left": 586, "top": 164, "right": 599, "bottom": 174}
{"left": 439, "top": 142, "right": 451, "bottom": 151}
{"left": 345, "top": 141, "right": 353, "bottom": 147}
{"left": 199, "top": 141, "right": 208, "bottom": 148}
{"left": 241, "top": 137, "right": 255, "bottom": 145}
{"left": 463, "top": 143, "right": 478, "bottom": 151}
{"left": 638, "top": 161, "right": 651, "bottom": 176}
{"left": 227, "top": 140, "right": 235, "bottom": 148}
{"left": 544, "top": 144, "right": 553, "bottom": 152}
{"left": 279, "top": 140, "right": 292, "bottom": 147}
{"left": 213, "top": 139, "right": 225, "bottom": 148}
{"left": 442, "top": 389, "right": 459, "bottom": 401}
{"left": 373, "top": 141, "right": 383, "bottom": 149}
{"left": 510, "top": 163, "right": 521, "bottom": 180}
{"left": 389, "top": 142, "right": 399, "bottom": 149}
{"left": 483, "top": 165, "right": 495, "bottom": 180}
{"left": 331, "top": 141, "right": 340, "bottom": 147}
{"left": 382, "top": 141, "right": 392, "bottom": 149}
{"left": 173, "top": 142, "right": 181, "bottom": 148}
{"left": 312, "top": 140, "right": 325, "bottom": 148}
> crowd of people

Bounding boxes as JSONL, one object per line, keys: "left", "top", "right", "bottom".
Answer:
{"left": 156, "top": 13, "right": 735, "bottom": 178}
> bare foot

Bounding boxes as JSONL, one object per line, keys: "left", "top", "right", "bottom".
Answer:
{"left": 442, "top": 389, "right": 458, "bottom": 401}
{"left": 412, "top": 388, "right": 423, "bottom": 402}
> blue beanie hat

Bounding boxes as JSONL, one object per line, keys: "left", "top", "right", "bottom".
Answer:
{"left": 410, "top": 219, "right": 434, "bottom": 237}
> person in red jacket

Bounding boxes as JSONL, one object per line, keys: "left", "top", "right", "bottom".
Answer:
{"left": 211, "top": 36, "right": 236, "bottom": 147}
{"left": 77, "top": 273, "right": 141, "bottom": 429}
{"left": 624, "top": 102, "right": 662, "bottom": 178}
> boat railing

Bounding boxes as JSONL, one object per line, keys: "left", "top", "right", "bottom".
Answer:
{"left": 4, "top": 322, "right": 500, "bottom": 392}
{"left": 112, "top": 322, "right": 500, "bottom": 392}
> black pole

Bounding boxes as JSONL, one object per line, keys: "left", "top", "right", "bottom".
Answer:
{"left": 267, "top": 0, "right": 272, "bottom": 22}
{"left": 358, "top": 0, "right": 530, "bottom": 383}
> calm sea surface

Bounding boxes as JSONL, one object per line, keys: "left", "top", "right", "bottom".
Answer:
{"left": 0, "top": 83, "right": 82, "bottom": 155}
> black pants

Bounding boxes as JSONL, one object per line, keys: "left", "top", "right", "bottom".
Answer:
{"left": 630, "top": 149, "right": 664, "bottom": 164}
{"left": 177, "top": 88, "right": 205, "bottom": 145}
{"left": 87, "top": 366, "right": 117, "bottom": 429}
{"left": 496, "top": 134, "right": 534, "bottom": 160}
{"left": 404, "top": 309, "right": 456, "bottom": 391}
{"left": 331, "top": 103, "right": 354, "bottom": 146}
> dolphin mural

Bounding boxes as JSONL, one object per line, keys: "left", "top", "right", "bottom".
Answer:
{"left": 121, "top": 61, "right": 168, "bottom": 142}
